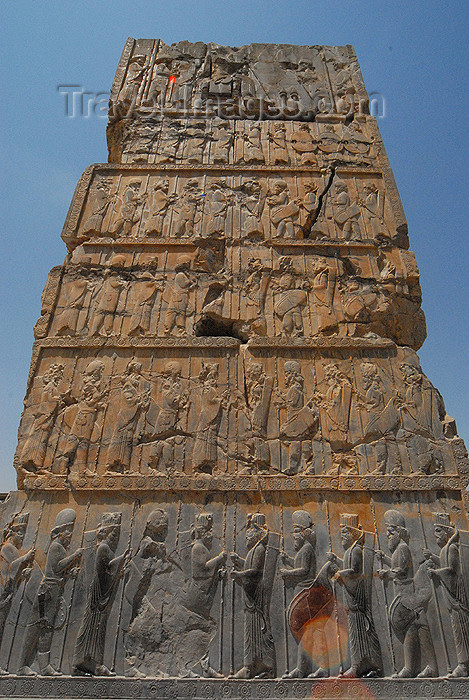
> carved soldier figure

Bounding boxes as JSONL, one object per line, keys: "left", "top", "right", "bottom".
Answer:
{"left": 55, "top": 277, "right": 94, "bottom": 336}
{"left": 277, "top": 361, "right": 318, "bottom": 475}
{"left": 267, "top": 180, "right": 299, "bottom": 239}
{"left": 18, "top": 509, "right": 83, "bottom": 676}
{"left": 376, "top": 509, "right": 437, "bottom": 678}
{"left": 290, "top": 124, "right": 317, "bottom": 165}
{"left": 73, "top": 512, "right": 128, "bottom": 676}
{"left": 398, "top": 359, "right": 445, "bottom": 474}
{"left": 360, "top": 362, "right": 397, "bottom": 475}
{"left": 273, "top": 261, "right": 307, "bottom": 337}
{"left": 128, "top": 271, "right": 162, "bottom": 336}
{"left": 268, "top": 123, "right": 289, "bottom": 164}
{"left": 142, "top": 179, "right": 172, "bottom": 236}
{"left": 241, "top": 363, "right": 273, "bottom": 474}
{"left": 205, "top": 180, "right": 230, "bottom": 238}
{"left": 173, "top": 179, "right": 203, "bottom": 237}
{"left": 321, "top": 363, "right": 352, "bottom": 451}
{"left": 280, "top": 510, "right": 328, "bottom": 678}
{"left": 82, "top": 178, "right": 113, "bottom": 238}
{"left": 241, "top": 179, "right": 267, "bottom": 239}
{"left": 331, "top": 181, "right": 361, "bottom": 241}
{"left": 359, "top": 184, "right": 387, "bottom": 239}
{"left": 89, "top": 256, "right": 126, "bottom": 337}
{"left": 185, "top": 122, "right": 206, "bottom": 164}
{"left": 0, "top": 513, "right": 34, "bottom": 666}
{"left": 123, "top": 509, "right": 169, "bottom": 677}
{"left": 110, "top": 180, "right": 146, "bottom": 238}
{"left": 18, "top": 363, "right": 67, "bottom": 475}
{"left": 55, "top": 360, "right": 106, "bottom": 477}
{"left": 211, "top": 119, "right": 234, "bottom": 163}
{"left": 242, "top": 257, "right": 269, "bottom": 334}
{"left": 184, "top": 512, "right": 226, "bottom": 619}
{"left": 342, "top": 123, "right": 371, "bottom": 165}
{"left": 153, "top": 121, "right": 181, "bottom": 164}
{"left": 241, "top": 123, "right": 264, "bottom": 164}
{"left": 231, "top": 513, "right": 279, "bottom": 679}
{"left": 104, "top": 361, "right": 152, "bottom": 474}
{"left": 148, "top": 360, "right": 189, "bottom": 473}
{"left": 327, "top": 514, "right": 382, "bottom": 678}
{"left": 192, "top": 363, "right": 226, "bottom": 474}
{"left": 424, "top": 513, "right": 469, "bottom": 678}
{"left": 117, "top": 54, "right": 147, "bottom": 110}
{"left": 163, "top": 255, "right": 196, "bottom": 335}
{"left": 310, "top": 262, "right": 336, "bottom": 332}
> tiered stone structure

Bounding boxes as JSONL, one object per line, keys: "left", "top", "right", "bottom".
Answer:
{"left": 0, "top": 39, "right": 468, "bottom": 699}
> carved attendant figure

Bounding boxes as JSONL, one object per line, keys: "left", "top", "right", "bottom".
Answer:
{"left": 424, "top": 513, "right": 469, "bottom": 678}
{"left": 327, "top": 514, "right": 382, "bottom": 678}
{"left": 18, "top": 363, "right": 67, "bottom": 475}
{"left": 82, "top": 178, "right": 113, "bottom": 238}
{"left": 280, "top": 510, "right": 328, "bottom": 678}
{"left": 110, "top": 180, "right": 146, "bottom": 238}
{"left": 231, "top": 513, "right": 278, "bottom": 679}
{"left": 192, "top": 363, "right": 225, "bottom": 474}
{"left": 18, "top": 509, "right": 83, "bottom": 677}
{"left": 89, "top": 256, "right": 126, "bottom": 337}
{"left": 267, "top": 180, "right": 299, "bottom": 239}
{"left": 73, "top": 512, "right": 128, "bottom": 676}
{"left": 184, "top": 513, "right": 226, "bottom": 619}
{"left": 0, "top": 513, "right": 34, "bottom": 667}
{"left": 142, "top": 179, "right": 171, "bottom": 236}
{"left": 377, "top": 510, "right": 437, "bottom": 678}
{"left": 163, "top": 255, "right": 196, "bottom": 336}
{"left": 128, "top": 272, "right": 162, "bottom": 337}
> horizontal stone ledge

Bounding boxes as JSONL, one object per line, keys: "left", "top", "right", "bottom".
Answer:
{"left": 72, "top": 162, "right": 383, "bottom": 176}
{"left": 33, "top": 336, "right": 397, "bottom": 350}
{"left": 22, "top": 473, "right": 465, "bottom": 492}
{"left": 1, "top": 675, "right": 468, "bottom": 700}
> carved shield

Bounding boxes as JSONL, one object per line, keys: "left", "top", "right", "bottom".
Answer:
{"left": 271, "top": 202, "right": 299, "bottom": 225}
{"left": 274, "top": 289, "right": 307, "bottom": 316}
{"left": 287, "top": 577, "right": 334, "bottom": 640}
{"left": 335, "top": 203, "right": 360, "bottom": 225}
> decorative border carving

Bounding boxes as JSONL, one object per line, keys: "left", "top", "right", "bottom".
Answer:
{"left": 1, "top": 675, "right": 468, "bottom": 699}
{"left": 23, "top": 472, "right": 466, "bottom": 493}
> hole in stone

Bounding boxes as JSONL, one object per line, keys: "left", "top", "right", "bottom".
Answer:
{"left": 194, "top": 315, "right": 248, "bottom": 342}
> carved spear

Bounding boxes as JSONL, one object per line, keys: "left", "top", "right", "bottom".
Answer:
{"left": 111, "top": 498, "right": 139, "bottom": 673}
{"left": 416, "top": 497, "right": 451, "bottom": 675}
{"left": 370, "top": 495, "right": 396, "bottom": 674}
{"left": 218, "top": 495, "right": 228, "bottom": 674}
{"left": 7, "top": 497, "right": 46, "bottom": 671}
{"left": 280, "top": 497, "right": 290, "bottom": 674}
{"left": 229, "top": 496, "right": 237, "bottom": 676}
{"left": 58, "top": 499, "right": 91, "bottom": 672}
{"left": 325, "top": 498, "right": 343, "bottom": 675}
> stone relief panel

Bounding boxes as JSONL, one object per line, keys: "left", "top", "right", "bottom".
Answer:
{"left": 116, "top": 117, "right": 378, "bottom": 168}
{"left": 40, "top": 243, "right": 424, "bottom": 349}
{"left": 15, "top": 346, "right": 461, "bottom": 486}
{"left": 0, "top": 491, "right": 468, "bottom": 679}
{"left": 62, "top": 166, "right": 405, "bottom": 251}
{"left": 109, "top": 40, "right": 368, "bottom": 126}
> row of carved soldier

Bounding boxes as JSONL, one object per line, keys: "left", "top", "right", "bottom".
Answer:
{"left": 1, "top": 507, "right": 467, "bottom": 678}
{"left": 80, "top": 173, "right": 390, "bottom": 243}
{"left": 120, "top": 120, "right": 374, "bottom": 167}
{"left": 48, "top": 254, "right": 408, "bottom": 342}
{"left": 17, "top": 355, "right": 453, "bottom": 481}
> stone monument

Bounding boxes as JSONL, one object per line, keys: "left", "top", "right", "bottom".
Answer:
{"left": 0, "top": 38, "right": 468, "bottom": 699}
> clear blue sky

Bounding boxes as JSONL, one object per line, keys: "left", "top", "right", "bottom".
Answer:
{"left": 1, "top": 1, "right": 468, "bottom": 492}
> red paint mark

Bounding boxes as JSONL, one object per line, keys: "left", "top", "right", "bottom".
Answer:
{"left": 169, "top": 75, "right": 176, "bottom": 84}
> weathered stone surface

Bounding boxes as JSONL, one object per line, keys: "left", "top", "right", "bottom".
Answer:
{"left": 1, "top": 38, "right": 468, "bottom": 698}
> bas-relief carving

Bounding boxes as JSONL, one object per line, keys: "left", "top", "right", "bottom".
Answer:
{"left": 16, "top": 349, "right": 459, "bottom": 481}
{"left": 18, "top": 510, "right": 83, "bottom": 677}
{"left": 8, "top": 38, "right": 469, "bottom": 692}
{"left": 0, "top": 498, "right": 468, "bottom": 680}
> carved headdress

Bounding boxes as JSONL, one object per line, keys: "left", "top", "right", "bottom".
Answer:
{"left": 51, "top": 508, "right": 77, "bottom": 537}
{"left": 432, "top": 512, "right": 454, "bottom": 530}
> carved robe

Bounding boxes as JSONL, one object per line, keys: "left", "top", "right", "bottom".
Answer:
{"left": 438, "top": 532, "right": 469, "bottom": 665}
{"left": 73, "top": 541, "right": 123, "bottom": 674}
{"left": 341, "top": 538, "right": 382, "bottom": 673}
{"left": 242, "top": 538, "right": 275, "bottom": 673}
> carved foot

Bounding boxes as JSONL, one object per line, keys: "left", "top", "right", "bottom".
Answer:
{"left": 447, "top": 664, "right": 468, "bottom": 678}
{"left": 341, "top": 666, "right": 358, "bottom": 678}
{"left": 0, "top": 667, "right": 11, "bottom": 675}
{"left": 309, "top": 667, "right": 328, "bottom": 678}
{"left": 95, "top": 665, "right": 116, "bottom": 677}
{"left": 282, "top": 667, "right": 303, "bottom": 679}
{"left": 126, "top": 666, "right": 146, "bottom": 678}
{"left": 416, "top": 666, "right": 437, "bottom": 678}
{"left": 232, "top": 666, "right": 251, "bottom": 679}
{"left": 39, "top": 664, "right": 62, "bottom": 677}
{"left": 393, "top": 667, "right": 414, "bottom": 679}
